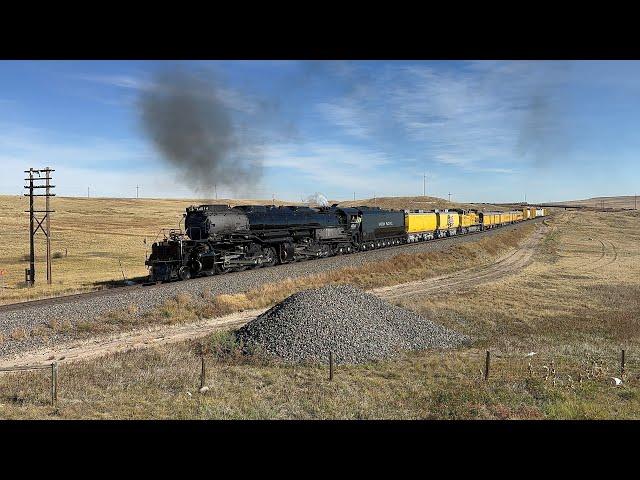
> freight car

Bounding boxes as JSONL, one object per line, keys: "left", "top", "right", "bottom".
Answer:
{"left": 146, "top": 203, "right": 545, "bottom": 282}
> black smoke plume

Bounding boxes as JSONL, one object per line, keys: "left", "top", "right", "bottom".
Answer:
{"left": 138, "top": 68, "right": 262, "bottom": 196}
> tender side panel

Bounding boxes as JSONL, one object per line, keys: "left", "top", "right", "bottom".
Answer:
{"left": 406, "top": 212, "right": 438, "bottom": 233}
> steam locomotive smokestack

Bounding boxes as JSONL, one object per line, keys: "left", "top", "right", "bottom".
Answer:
{"left": 138, "top": 68, "right": 262, "bottom": 195}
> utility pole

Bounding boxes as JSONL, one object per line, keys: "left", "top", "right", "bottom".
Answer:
{"left": 136, "top": 185, "right": 140, "bottom": 199}
{"left": 24, "top": 167, "right": 55, "bottom": 286}
{"left": 448, "top": 192, "right": 452, "bottom": 203}
{"left": 272, "top": 193, "right": 275, "bottom": 204}
{"left": 423, "top": 172, "right": 427, "bottom": 197}
{"left": 353, "top": 192, "right": 356, "bottom": 201}
{"left": 87, "top": 186, "right": 90, "bottom": 198}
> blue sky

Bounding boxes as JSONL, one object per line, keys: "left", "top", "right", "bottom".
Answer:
{"left": 0, "top": 60, "right": 638, "bottom": 203}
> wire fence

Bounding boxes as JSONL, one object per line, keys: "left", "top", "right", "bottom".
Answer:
{"left": 0, "top": 345, "right": 636, "bottom": 412}
{"left": 0, "top": 362, "right": 58, "bottom": 408}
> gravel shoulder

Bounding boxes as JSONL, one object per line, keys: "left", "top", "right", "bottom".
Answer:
{"left": 1, "top": 220, "right": 546, "bottom": 367}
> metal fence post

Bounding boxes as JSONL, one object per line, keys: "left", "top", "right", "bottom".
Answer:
{"left": 51, "top": 362, "right": 58, "bottom": 407}
{"left": 621, "top": 349, "right": 626, "bottom": 376}
{"left": 200, "top": 355, "right": 206, "bottom": 389}
{"left": 329, "top": 351, "right": 334, "bottom": 381}
{"left": 484, "top": 351, "right": 490, "bottom": 381}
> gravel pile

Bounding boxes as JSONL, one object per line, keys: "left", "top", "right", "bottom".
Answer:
{"left": 0, "top": 222, "right": 531, "bottom": 359}
{"left": 236, "top": 285, "right": 469, "bottom": 364}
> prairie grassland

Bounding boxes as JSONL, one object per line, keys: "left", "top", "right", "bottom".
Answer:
{"left": 0, "top": 220, "right": 547, "bottom": 419}
{"left": 395, "top": 210, "right": 640, "bottom": 352}
{"left": 336, "top": 195, "right": 501, "bottom": 211}
{"left": 4, "top": 211, "right": 638, "bottom": 419}
{"left": 556, "top": 195, "right": 639, "bottom": 210}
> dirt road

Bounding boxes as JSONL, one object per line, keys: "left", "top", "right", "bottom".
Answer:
{"left": 373, "top": 222, "right": 549, "bottom": 301}
{"left": 0, "top": 223, "right": 548, "bottom": 369}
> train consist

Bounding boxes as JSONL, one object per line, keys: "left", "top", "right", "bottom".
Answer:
{"left": 146, "top": 204, "right": 547, "bottom": 282}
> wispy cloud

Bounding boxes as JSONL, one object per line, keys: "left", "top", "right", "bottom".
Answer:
{"left": 74, "top": 71, "right": 265, "bottom": 116}
{"left": 0, "top": 124, "right": 159, "bottom": 197}
{"left": 317, "top": 61, "right": 571, "bottom": 174}
{"left": 316, "top": 102, "right": 372, "bottom": 139}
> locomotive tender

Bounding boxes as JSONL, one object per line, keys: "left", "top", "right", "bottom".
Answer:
{"left": 146, "top": 203, "right": 546, "bottom": 282}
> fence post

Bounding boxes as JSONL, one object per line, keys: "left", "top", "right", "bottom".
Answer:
{"left": 51, "top": 362, "right": 58, "bottom": 408}
{"left": 621, "top": 349, "right": 625, "bottom": 376}
{"left": 329, "top": 351, "right": 334, "bottom": 381}
{"left": 484, "top": 351, "right": 490, "bottom": 381}
{"left": 200, "top": 355, "right": 206, "bottom": 389}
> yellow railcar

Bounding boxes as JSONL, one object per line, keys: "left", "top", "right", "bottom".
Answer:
{"left": 437, "top": 211, "right": 460, "bottom": 235}
{"left": 405, "top": 211, "right": 438, "bottom": 242}
{"left": 458, "top": 210, "right": 481, "bottom": 234}
{"left": 460, "top": 211, "right": 478, "bottom": 228}
{"left": 481, "top": 211, "right": 499, "bottom": 229}
{"left": 529, "top": 207, "right": 537, "bottom": 219}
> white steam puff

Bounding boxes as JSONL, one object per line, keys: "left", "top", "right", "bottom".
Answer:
{"left": 305, "top": 192, "right": 329, "bottom": 207}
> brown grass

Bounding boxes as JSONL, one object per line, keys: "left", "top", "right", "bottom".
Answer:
{"left": 336, "top": 195, "right": 504, "bottom": 212}
{"left": 2, "top": 333, "right": 639, "bottom": 420}
{"left": 3, "top": 210, "right": 639, "bottom": 419}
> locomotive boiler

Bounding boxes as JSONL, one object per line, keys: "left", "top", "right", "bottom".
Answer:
{"left": 147, "top": 204, "right": 361, "bottom": 281}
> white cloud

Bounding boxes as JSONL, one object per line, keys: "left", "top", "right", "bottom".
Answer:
{"left": 73, "top": 74, "right": 152, "bottom": 91}
{"left": 317, "top": 61, "right": 570, "bottom": 175}
{"left": 316, "top": 102, "right": 372, "bottom": 138}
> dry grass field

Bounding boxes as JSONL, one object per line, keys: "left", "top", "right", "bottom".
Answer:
{"left": 0, "top": 195, "right": 479, "bottom": 305}
{"left": 336, "top": 195, "right": 494, "bottom": 211}
{"left": 3, "top": 208, "right": 637, "bottom": 419}
{"left": 554, "top": 195, "right": 639, "bottom": 210}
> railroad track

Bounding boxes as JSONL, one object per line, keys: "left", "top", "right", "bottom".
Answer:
{"left": 0, "top": 217, "right": 544, "bottom": 313}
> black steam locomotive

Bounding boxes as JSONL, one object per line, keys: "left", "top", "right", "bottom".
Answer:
{"left": 146, "top": 204, "right": 405, "bottom": 282}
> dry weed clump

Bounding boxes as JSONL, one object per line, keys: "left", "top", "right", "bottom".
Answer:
{"left": 9, "top": 328, "right": 27, "bottom": 341}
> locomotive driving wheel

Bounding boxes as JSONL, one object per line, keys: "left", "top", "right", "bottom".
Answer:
{"left": 178, "top": 266, "right": 191, "bottom": 281}
{"left": 262, "top": 247, "right": 276, "bottom": 267}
